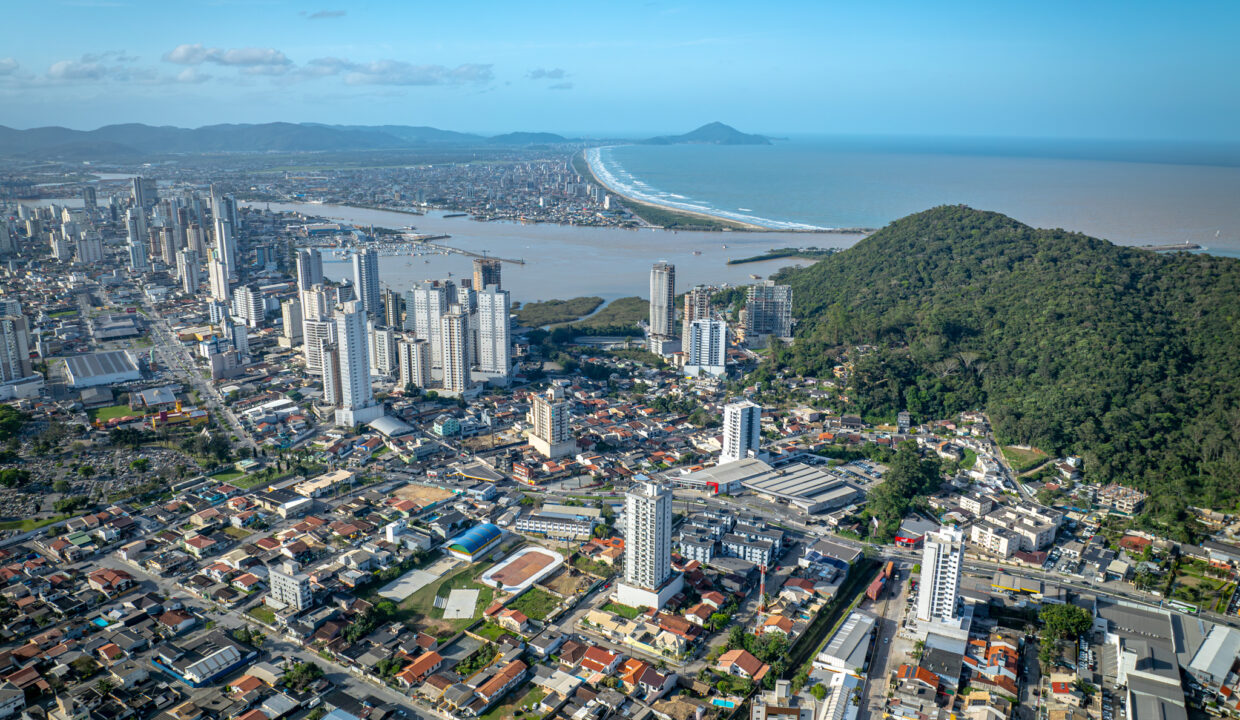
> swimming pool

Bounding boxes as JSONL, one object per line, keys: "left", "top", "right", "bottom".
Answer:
{"left": 712, "top": 699, "right": 736, "bottom": 709}
{"left": 92, "top": 618, "right": 110, "bottom": 627}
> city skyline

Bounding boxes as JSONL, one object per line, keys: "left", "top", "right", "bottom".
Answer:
{"left": 0, "top": 1, "right": 1236, "bottom": 142}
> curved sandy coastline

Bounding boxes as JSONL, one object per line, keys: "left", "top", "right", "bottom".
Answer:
{"left": 583, "top": 145, "right": 827, "bottom": 231}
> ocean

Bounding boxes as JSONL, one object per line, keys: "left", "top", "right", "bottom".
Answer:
{"left": 589, "top": 138, "right": 1240, "bottom": 255}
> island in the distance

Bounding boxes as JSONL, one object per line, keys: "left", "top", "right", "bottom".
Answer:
{"left": 643, "top": 121, "right": 772, "bottom": 145}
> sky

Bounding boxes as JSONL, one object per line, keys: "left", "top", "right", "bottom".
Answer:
{"left": 1, "top": 0, "right": 1237, "bottom": 141}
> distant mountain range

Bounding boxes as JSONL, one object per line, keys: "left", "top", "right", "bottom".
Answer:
{"left": 0, "top": 121, "right": 770, "bottom": 159}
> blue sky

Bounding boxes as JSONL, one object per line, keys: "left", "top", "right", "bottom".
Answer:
{"left": 1, "top": 0, "right": 1237, "bottom": 140}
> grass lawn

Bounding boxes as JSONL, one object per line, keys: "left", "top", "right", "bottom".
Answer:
{"left": 960, "top": 448, "right": 978, "bottom": 470}
{"left": 507, "top": 586, "right": 560, "bottom": 621}
{"left": 1001, "top": 445, "right": 1049, "bottom": 472}
{"left": 230, "top": 473, "right": 275, "bottom": 490}
{"left": 479, "top": 686, "right": 546, "bottom": 720}
{"left": 211, "top": 470, "right": 247, "bottom": 484}
{"left": 397, "top": 562, "right": 495, "bottom": 635}
{"left": 602, "top": 601, "right": 641, "bottom": 619}
{"left": 247, "top": 606, "right": 276, "bottom": 625}
{"left": 0, "top": 514, "right": 71, "bottom": 532}
{"left": 49, "top": 310, "right": 78, "bottom": 318}
{"left": 223, "top": 526, "right": 252, "bottom": 540}
{"left": 473, "top": 622, "right": 510, "bottom": 642}
{"left": 89, "top": 404, "right": 138, "bottom": 422}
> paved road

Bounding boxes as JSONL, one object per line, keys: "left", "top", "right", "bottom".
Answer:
{"left": 96, "top": 554, "right": 449, "bottom": 720}
{"left": 857, "top": 560, "right": 912, "bottom": 720}
{"left": 141, "top": 299, "right": 256, "bottom": 450}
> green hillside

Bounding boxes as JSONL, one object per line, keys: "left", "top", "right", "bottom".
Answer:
{"left": 767, "top": 205, "right": 1240, "bottom": 522}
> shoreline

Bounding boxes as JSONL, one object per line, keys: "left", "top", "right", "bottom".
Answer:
{"left": 577, "top": 147, "right": 875, "bottom": 235}
{"left": 575, "top": 148, "right": 766, "bottom": 232}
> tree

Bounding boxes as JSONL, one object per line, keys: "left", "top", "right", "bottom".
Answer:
{"left": 77, "top": 464, "right": 95, "bottom": 477}
{"left": 94, "top": 679, "right": 114, "bottom": 697}
{"left": 130, "top": 458, "right": 150, "bottom": 473}
{"left": 53, "top": 479, "right": 70, "bottom": 493}
{"left": 0, "top": 468, "right": 29, "bottom": 488}
{"left": 727, "top": 624, "right": 747, "bottom": 650}
{"left": 1039, "top": 604, "right": 1092, "bottom": 639}
{"left": 811, "top": 684, "right": 828, "bottom": 701}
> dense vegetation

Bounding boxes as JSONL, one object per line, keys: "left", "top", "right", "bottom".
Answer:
{"left": 567, "top": 296, "right": 647, "bottom": 329}
{"left": 513, "top": 296, "right": 603, "bottom": 327}
{"left": 769, "top": 206, "right": 1240, "bottom": 521}
{"left": 726, "top": 247, "right": 836, "bottom": 265}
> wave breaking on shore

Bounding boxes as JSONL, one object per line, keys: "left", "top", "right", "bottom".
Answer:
{"left": 585, "top": 146, "right": 826, "bottom": 231}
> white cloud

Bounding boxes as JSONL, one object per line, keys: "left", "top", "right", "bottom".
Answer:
{"left": 307, "top": 9, "right": 345, "bottom": 19}
{"left": 304, "top": 58, "right": 493, "bottom": 86}
{"left": 0, "top": 58, "right": 18, "bottom": 76}
{"left": 163, "top": 44, "right": 291, "bottom": 69}
{"left": 176, "top": 68, "right": 211, "bottom": 84}
{"left": 48, "top": 60, "right": 107, "bottom": 80}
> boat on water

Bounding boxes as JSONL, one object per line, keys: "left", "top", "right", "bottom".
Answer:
{"left": 692, "top": 250, "right": 702, "bottom": 255}
{"left": 749, "top": 274, "right": 762, "bottom": 280}
{"left": 722, "top": 245, "right": 728, "bottom": 249}
{"left": 443, "top": 213, "right": 468, "bottom": 218}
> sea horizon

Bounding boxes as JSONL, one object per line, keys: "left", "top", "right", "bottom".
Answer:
{"left": 587, "top": 138, "right": 1240, "bottom": 255}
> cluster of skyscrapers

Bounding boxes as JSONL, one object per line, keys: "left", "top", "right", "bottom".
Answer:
{"left": 280, "top": 249, "right": 511, "bottom": 425}
{"left": 644, "top": 262, "right": 793, "bottom": 377}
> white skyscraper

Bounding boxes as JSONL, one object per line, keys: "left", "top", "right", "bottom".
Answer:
{"left": 333, "top": 300, "right": 383, "bottom": 426}
{"left": 528, "top": 384, "right": 573, "bottom": 458}
{"left": 617, "top": 476, "right": 683, "bottom": 609}
{"left": 352, "top": 248, "right": 381, "bottom": 318}
{"left": 300, "top": 286, "right": 332, "bottom": 375}
{"left": 280, "top": 298, "right": 303, "bottom": 346}
{"left": 397, "top": 337, "right": 431, "bottom": 390}
{"left": 228, "top": 320, "right": 249, "bottom": 361}
{"left": 916, "top": 525, "right": 964, "bottom": 624}
{"left": 0, "top": 316, "right": 33, "bottom": 383}
{"left": 320, "top": 340, "right": 341, "bottom": 407}
{"left": 440, "top": 310, "right": 469, "bottom": 393}
{"left": 213, "top": 215, "right": 236, "bottom": 281}
{"left": 649, "top": 261, "right": 676, "bottom": 340}
{"left": 685, "top": 318, "right": 727, "bottom": 377}
{"left": 233, "top": 285, "right": 265, "bottom": 328}
{"left": 682, "top": 285, "right": 712, "bottom": 340}
{"left": 369, "top": 323, "right": 396, "bottom": 377}
{"left": 409, "top": 280, "right": 452, "bottom": 370}
{"left": 176, "top": 249, "right": 199, "bottom": 294}
{"left": 721, "top": 400, "right": 761, "bottom": 464}
{"left": 296, "top": 248, "right": 323, "bottom": 292}
{"left": 476, "top": 284, "right": 510, "bottom": 379}
{"left": 207, "top": 248, "right": 230, "bottom": 303}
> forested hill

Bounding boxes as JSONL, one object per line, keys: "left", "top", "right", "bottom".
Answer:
{"left": 770, "top": 205, "right": 1240, "bottom": 520}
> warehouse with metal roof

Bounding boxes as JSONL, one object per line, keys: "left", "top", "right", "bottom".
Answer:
{"left": 64, "top": 350, "right": 141, "bottom": 388}
{"left": 739, "top": 462, "right": 865, "bottom": 513}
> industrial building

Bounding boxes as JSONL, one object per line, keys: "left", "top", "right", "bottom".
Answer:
{"left": 64, "top": 350, "right": 142, "bottom": 388}
{"left": 814, "top": 610, "right": 876, "bottom": 673}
